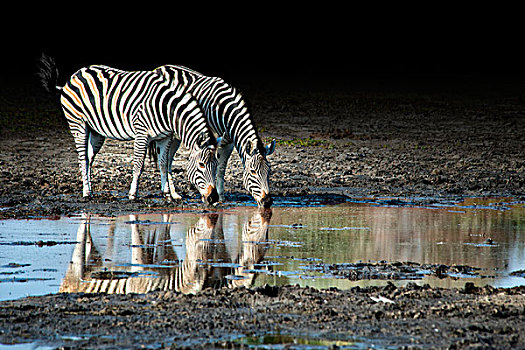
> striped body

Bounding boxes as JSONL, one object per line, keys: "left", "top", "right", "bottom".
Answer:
{"left": 154, "top": 65, "right": 276, "bottom": 207}
{"left": 57, "top": 64, "right": 219, "bottom": 203}
{"left": 61, "top": 66, "right": 157, "bottom": 141}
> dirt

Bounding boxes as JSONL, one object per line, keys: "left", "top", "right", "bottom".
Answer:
{"left": 1, "top": 75, "right": 525, "bottom": 348}
{"left": 2, "top": 284, "right": 525, "bottom": 349}
{"left": 304, "top": 261, "right": 490, "bottom": 281}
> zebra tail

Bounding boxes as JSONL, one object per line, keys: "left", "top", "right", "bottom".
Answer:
{"left": 37, "top": 53, "right": 62, "bottom": 93}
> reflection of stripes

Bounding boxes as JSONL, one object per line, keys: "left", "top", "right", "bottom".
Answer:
{"left": 228, "top": 209, "right": 272, "bottom": 288}
{"left": 60, "top": 214, "right": 219, "bottom": 295}
{"left": 60, "top": 210, "right": 271, "bottom": 294}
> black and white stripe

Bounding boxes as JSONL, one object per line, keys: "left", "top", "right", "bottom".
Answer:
{"left": 155, "top": 65, "right": 276, "bottom": 207}
{"left": 40, "top": 56, "right": 219, "bottom": 204}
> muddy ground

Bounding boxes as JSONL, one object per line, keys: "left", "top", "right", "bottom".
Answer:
{"left": 1, "top": 75, "right": 524, "bottom": 218}
{"left": 1, "top": 74, "right": 525, "bottom": 348}
{"left": 2, "top": 284, "right": 525, "bottom": 349}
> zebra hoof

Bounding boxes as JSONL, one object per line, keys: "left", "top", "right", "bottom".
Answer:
{"left": 163, "top": 193, "right": 179, "bottom": 202}
{"left": 169, "top": 192, "right": 183, "bottom": 201}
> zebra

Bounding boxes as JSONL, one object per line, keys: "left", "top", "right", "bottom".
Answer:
{"left": 152, "top": 65, "right": 276, "bottom": 208}
{"left": 38, "top": 55, "right": 219, "bottom": 204}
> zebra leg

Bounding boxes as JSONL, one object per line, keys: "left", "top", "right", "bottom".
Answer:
{"left": 216, "top": 141, "right": 234, "bottom": 202}
{"left": 153, "top": 137, "right": 174, "bottom": 199}
{"left": 87, "top": 131, "right": 105, "bottom": 166}
{"left": 86, "top": 131, "right": 105, "bottom": 191}
{"left": 166, "top": 138, "right": 182, "bottom": 200}
{"left": 70, "top": 123, "right": 92, "bottom": 197}
{"left": 129, "top": 134, "right": 150, "bottom": 200}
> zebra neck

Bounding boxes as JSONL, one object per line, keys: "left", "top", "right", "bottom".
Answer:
{"left": 190, "top": 75, "right": 261, "bottom": 164}
{"left": 172, "top": 115, "right": 208, "bottom": 151}
{"left": 176, "top": 120, "right": 209, "bottom": 152}
{"left": 215, "top": 110, "right": 262, "bottom": 167}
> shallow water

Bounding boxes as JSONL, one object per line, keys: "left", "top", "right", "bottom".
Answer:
{"left": 1, "top": 197, "right": 524, "bottom": 300}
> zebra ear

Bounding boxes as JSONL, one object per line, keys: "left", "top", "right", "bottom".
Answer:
{"left": 245, "top": 139, "right": 258, "bottom": 157}
{"left": 196, "top": 131, "right": 208, "bottom": 149}
{"left": 265, "top": 139, "right": 276, "bottom": 156}
{"left": 216, "top": 133, "right": 227, "bottom": 148}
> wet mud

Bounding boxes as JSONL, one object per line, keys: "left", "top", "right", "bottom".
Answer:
{"left": 2, "top": 284, "right": 525, "bottom": 349}
{"left": 1, "top": 78, "right": 525, "bottom": 348}
{"left": 305, "top": 261, "right": 491, "bottom": 281}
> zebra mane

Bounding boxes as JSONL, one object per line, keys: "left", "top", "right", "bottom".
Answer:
{"left": 207, "top": 81, "right": 265, "bottom": 158}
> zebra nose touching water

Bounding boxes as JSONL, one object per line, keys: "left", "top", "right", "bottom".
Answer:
{"left": 154, "top": 65, "right": 277, "bottom": 208}
{"left": 38, "top": 55, "right": 219, "bottom": 205}
{"left": 240, "top": 139, "right": 275, "bottom": 208}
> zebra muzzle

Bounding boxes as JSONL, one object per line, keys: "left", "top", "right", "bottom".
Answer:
{"left": 204, "top": 185, "right": 219, "bottom": 205}
{"left": 259, "top": 191, "right": 273, "bottom": 208}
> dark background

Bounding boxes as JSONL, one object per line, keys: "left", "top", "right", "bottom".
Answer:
{"left": 3, "top": 12, "right": 524, "bottom": 91}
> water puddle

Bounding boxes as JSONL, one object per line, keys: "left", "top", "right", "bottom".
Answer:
{"left": 232, "top": 333, "right": 363, "bottom": 349}
{"left": 1, "top": 197, "right": 524, "bottom": 300}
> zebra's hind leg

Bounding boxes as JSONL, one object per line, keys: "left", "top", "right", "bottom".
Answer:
{"left": 166, "top": 138, "right": 182, "bottom": 200}
{"left": 86, "top": 130, "right": 105, "bottom": 193}
{"left": 129, "top": 134, "right": 150, "bottom": 200}
{"left": 216, "top": 141, "right": 234, "bottom": 202}
{"left": 70, "top": 123, "right": 92, "bottom": 197}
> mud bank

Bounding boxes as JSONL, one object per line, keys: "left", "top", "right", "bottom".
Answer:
{"left": 1, "top": 284, "right": 525, "bottom": 349}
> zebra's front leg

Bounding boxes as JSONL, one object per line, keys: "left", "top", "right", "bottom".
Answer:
{"left": 153, "top": 137, "right": 176, "bottom": 200}
{"left": 166, "top": 138, "right": 182, "bottom": 200}
{"left": 166, "top": 173, "right": 183, "bottom": 200}
{"left": 129, "top": 134, "right": 150, "bottom": 200}
{"left": 216, "top": 142, "right": 234, "bottom": 202}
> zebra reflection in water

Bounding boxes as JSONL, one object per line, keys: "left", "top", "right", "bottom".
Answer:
{"left": 60, "top": 209, "right": 272, "bottom": 295}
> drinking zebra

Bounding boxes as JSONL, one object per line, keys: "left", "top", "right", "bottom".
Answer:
{"left": 153, "top": 65, "right": 276, "bottom": 208}
{"left": 38, "top": 54, "right": 219, "bottom": 204}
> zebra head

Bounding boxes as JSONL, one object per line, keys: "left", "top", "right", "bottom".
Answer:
{"left": 242, "top": 139, "right": 276, "bottom": 208}
{"left": 187, "top": 132, "right": 219, "bottom": 205}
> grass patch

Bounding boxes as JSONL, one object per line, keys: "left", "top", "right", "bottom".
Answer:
{"left": 270, "top": 137, "right": 331, "bottom": 148}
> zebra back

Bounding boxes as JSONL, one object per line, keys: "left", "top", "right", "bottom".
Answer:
{"left": 61, "top": 65, "right": 162, "bottom": 140}
{"left": 61, "top": 65, "right": 216, "bottom": 148}
{"left": 156, "top": 65, "right": 264, "bottom": 160}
